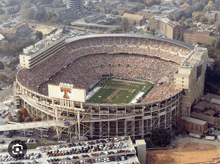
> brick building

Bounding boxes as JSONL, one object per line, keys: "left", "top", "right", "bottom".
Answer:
{"left": 204, "top": 11, "right": 220, "bottom": 22}
{"left": 0, "top": 22, "right": 30, "bottom": 39}
{"left": 181, "top": 116, "right": 208, "bottom": 134}
{"left": 149, "top": 17, "right": 184, "bottom": 39}
{"left": 184, "top": 30, "right": 220, "bottom": 45}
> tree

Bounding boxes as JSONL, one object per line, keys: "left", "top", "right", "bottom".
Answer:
{"left": 200, "top": 16, "right": 208, "bottom": 23}
{"left": 150, "top": 128, "right": 171, "bottom": 147}
{"left": 203, "top": 1, "right": 214, "bottom": 12}
{"left": 215, "top": 22, "right": 220, "bottom": 31}
{"left": 178, "top": 20, "right": 183, "bottom": 25}
{"left": 120, "top": 18, "right": 130, "bottom": 31}
{"left": 192, "top": 11, "right": 203, "bottom": 21}
{"left": 33, "top": 117, "right": 41, "bottom": 122}
{"left": 175, "top": 32, "right": 180, "bottom": 40}
{"left": 97, "top": 31, "right": 105, "bottom": 34}
{"left": 20, "top": 107, "right": 28, "bottom": 118}
{"left": 181, "top": 3, "right": 190, "bottom": 9}
{"left": 208, "top": 0, "right": 214, "bottom": 6}
{"left": 35, "top": 31, "right": 43, "bottom": 40}
{"left": 17, "top": 110, "right": 23, "bottom": 123}
{"left": 14, "top": 6, "right": 20, "bottom": 13}
{"left": 173, "top": 116, "right": 186, "bottom": 135}
{"left": 0, "top": 10, "right": 9, "bottom": 21}
{"left": 150, "top": 28, "right": 155, "bottom": 35}
{"left": 133, "top": 21, "right": 136, "bottom": 26}
{"left": 0, "top": 74, "right": 7, "bottom": 82}
{"left": 0, "top": 62, "right": 4, "bottom": 70}
{"left": 110, "top": 10, "right": 119, "bottom": 15}
{"left": 211, "top": 39, "right": 216, "bottom": 47}
{"left": 179, "top": 33, "right": 183, "bottom": 41}
{"left": 24, "top": 117, "right": 32, "bottom": 122}
{"left": 54, "top": 0, "right": 63, "bottom": 5}
{"left": 8, "top": 113, "right": 12, "bottom": 121}
{"left": 181, "top": 16, "right": 186, "bottom": 21}
{"left": 146, "top": 0, "right": 156, "bottom": 6}
{"left": 215, "top": 39, "right": 220, "bottom": 49}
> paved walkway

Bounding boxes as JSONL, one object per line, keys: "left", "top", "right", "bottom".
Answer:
{"left": 171, "top": 136, "right": 220, "bottom": 147}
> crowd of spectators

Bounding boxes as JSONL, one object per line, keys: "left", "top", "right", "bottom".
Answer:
{"left": 17, "top": 36, "right": 191, "bottom": 103}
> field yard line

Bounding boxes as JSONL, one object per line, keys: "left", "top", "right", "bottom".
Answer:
{"left": 86, "top": 87, "right": 102, "bottom": 100}
{"left": 130, "top": 92, "right": 145, "bottom": 104}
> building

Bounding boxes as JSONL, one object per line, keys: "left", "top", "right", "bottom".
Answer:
{"left": 123, "top": 13, "right": 146, "bottom": 26}
{"left": 204, "top": 11, "right": 220, "bottom": 22}
{"left": 184, "top": 30, "right": 220, "bottom": 45}
{"left": 0, "top": 22, "right": 30, "bottom": 39}
{"left": 14, "top": 34, "right": 208, "bottom": 139}
{"left": 149, "top": 17, "right": 185, "bottom": 39}
{"left": 0, "top": 34, "right": 5, "bottom": 43}
{"left": 181, "top": 116, "right": 208, "bottom": 134}
{"left": 169, "top": 9, "right": 183, "bottom": 21}
{"left": 67, "top": 0, "right": 84, "bottom": 11}
{"left": 174, "top": 45, "right": 208, "bottom": 115}
{"left": 19, "top": 29, "right": 65, "bottom": 69}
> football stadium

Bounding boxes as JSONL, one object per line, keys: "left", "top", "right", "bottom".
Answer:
{"left": 14, "top": 31, "right": 208, "bottom": 139}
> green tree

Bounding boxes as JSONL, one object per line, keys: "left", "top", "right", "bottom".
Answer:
{"left": 200, "top": 16, "right": 208, "bottom": 23}
{"left": 133, "top": 21, "right": 136, "bottom": 26}
{"left": 150, "top": 128, "right": 171, "bottom": 147}
{"left": 8, "top": 58, "right": 19, "bottom": 70}
{"left": 179, "top": 33, "right": 183, "bottom": 41}
{"left": 120, "top": 18, "right": 130, "bottom": 32}
{"left": 150, "top": 28, "right": 155, "bottom": 35}
{"left": 211, "top": 39, "right": 216, "bottom": 47}
{"left": 181, "top": 16, "right": 186, "bottom": 21}
{"left": 35, "top": 31, "right": 43, "bottom": 40}
{"left": 192, "top": 11, "right": 203, "bottom": 21}
{"left": 175, "top": 32, "right": 180, "bottom": 40}
{"left": 210, "top": 19, "right": 215, "bottom": 24}
{"left": 17, "top": 110, "right": 23, "bottom": 122}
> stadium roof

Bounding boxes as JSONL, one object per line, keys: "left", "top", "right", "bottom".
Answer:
{"left": 66, "top": 34, "right": 195, "bottom": 50}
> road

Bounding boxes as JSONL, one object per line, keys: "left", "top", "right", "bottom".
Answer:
{"left": 0, "top": 120, "right": 75, "bottom": 131}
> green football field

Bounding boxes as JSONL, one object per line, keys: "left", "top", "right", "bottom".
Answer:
{"left": 87, "top": 78, "right": 154, "bottom": 104}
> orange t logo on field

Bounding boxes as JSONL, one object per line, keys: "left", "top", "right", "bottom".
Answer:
{"left": 61, "top": 88, "right": 71, "bottom": 99}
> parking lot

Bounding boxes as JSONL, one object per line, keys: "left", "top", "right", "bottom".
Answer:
{"left": 0, "top": 137, "right": 139, "bottom": 164}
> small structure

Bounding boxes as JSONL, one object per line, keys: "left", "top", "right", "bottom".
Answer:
{"left": 136, "top": 140, "right": 146, "bottom": 164}
{"left": 181, "top": 116, "right": 208, "bottom": 134}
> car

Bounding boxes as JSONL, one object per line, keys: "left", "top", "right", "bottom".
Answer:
{"left": 0, "top": 140, "right": 5, "bottom": 144}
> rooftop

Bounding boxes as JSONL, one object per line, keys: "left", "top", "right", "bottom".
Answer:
{"left": 65, "top": 34, "right": 195, "bottom": 50}
{"left": 181, "top": 116, "right": 207, "bottom": 125}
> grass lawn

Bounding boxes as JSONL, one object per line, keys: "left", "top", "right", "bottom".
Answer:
{"left": 87, "top": 77, "right": 154, "bottom": 104}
